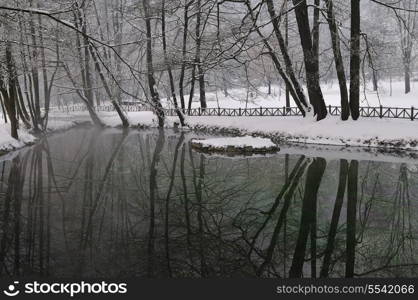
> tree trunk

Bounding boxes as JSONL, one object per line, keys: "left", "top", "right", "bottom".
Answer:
{"left": 113, "top": 0, "right": 123, "bottom": 104}
{"left": 222, "top": 73, "right": 228, "bottom": 97}
{"left": 372, "top": 69, "right": 378, "bottom": 91}
{"left": 0, "top": 90, "right": 18, "bottom": 139}
{"left": 15, "top": 76, "right": 31, "bottom": 128}
{"left": 7, "top": 57, "right": 19, "bottom": 140}
{"left": 188, "top": 64, "right": 196, "bottom": 113}
{"left": 18, "top": 14, "right": 36, "bottom": 129}
{"left": 28, "top": 11, "right": 41, "bottom": 131}
{"left": 142, "top": 0, "right": 165, "bottom": 127}
{"left": 0, "top": 95, "right": 7, "bottom": 123}
{"left": 61, "top": 62, "right": 104, "bottom": 127}
{"left": 312, "top": 0, "right": 320, "bottom": 75}
{"left": 405, "top": 62, "right": 411, "bottom": 94}
{"left": 162, "top": 0, "right": 185, "bottom": 126}
{"left": 74, "top": 11, "right": 89, "bottom": 102}
{"left": 7, "top": 45, "right": 31, "bottom": 128}
{"left": 265, "top": 0, "right": 309, "bottom": 110}
{"left": 74, "top": 6, "right": 95, "bottom": 107}
{"left": 292, "top": 0, "right": 327, "bottom": 120}
{"left": 246, "top": 1, "right": 307, "bottom": 115}
{"left": 82, "top": 9, "right": 94, "bottom": 106}
{"left": 349, "top": 0, "right": 361, "bottom": 120}
{"left": 1, "top": 44, "right": 19, "bottom": 139}
{"left": 285, "top": 2, "right": 290, "bottom": 110}
{"left": 88, "top": 44, "right": 129, "bottom": 127}
{"left": 390, "top": 73, "right": 393, "bottom": 96}
{"left": 326, "top": 0, "right": 350, "bottom": 120}
{"left": 38, "top": 13, "right": 49, "bottom": 129}
{"left": 179, "top": 1, "right": 192, "bottom": 113}
{"left": 195, "top": 0, "right": 206, "bottom": 110}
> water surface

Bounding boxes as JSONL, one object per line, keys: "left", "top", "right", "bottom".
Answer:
{"left": 0, "top": 128, "right": 417, "bottom": 278}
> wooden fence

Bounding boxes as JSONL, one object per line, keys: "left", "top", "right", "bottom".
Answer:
{"left": 51, "top": 104, "right": 418, "bottom": 121}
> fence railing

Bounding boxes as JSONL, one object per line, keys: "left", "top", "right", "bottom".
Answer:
{"left": 50, "top": 104, "right": 418, "bottom": 121}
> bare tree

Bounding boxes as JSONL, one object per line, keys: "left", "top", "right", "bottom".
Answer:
{"left": 0, "top": 43, "right": 19, "bottom": 139}
{"left": 350, "top": 0, "right": 361, "bottom": 120}
{"left": 142, "top": 0, "right": 165, "bottom": 127}
{"left": 325, "top": 0, "right": 350, "bottom": 120}
{"left": 291, "top": 0, "right": 327, "bottom": 120}
{"left": 395, "top": 0, "right": 418, "bottom": 94}
{"left": 161, "top": 0, "right": 185, "bottom": 126}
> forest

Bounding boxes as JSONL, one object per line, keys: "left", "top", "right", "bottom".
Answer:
{"left": 1, "top": 0, "right": 418, "bottom": 141}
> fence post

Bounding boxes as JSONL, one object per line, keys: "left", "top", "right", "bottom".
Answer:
{"left": 260, "top": 106, "right": 263, "bottom": 116}
{"left": 198, "top": 107, "right": 201, "bottom": 116}
{"left": 379, "top": 105, "right": 383, "bottom": 118}
{"left": 328, "top": 105, "right": 331, "bottom": 114}
{"left": 218, "top": 107, "right": 221, "bottom": 116}
{"left": 412, "top": 106, "right": 414, "bottom": 121}
{"left": 239, "top": 107, "right": 241, "bottom": 116}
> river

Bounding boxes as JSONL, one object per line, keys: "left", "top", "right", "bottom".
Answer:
{"left": 0, "top": 128, "right": 417, "bottom": 278}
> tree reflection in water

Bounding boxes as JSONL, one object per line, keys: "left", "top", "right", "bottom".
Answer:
{"left": 0, "top": 128, "right": 418, "bottom": 278}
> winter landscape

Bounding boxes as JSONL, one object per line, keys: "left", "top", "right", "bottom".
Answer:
{"left": 1, "top": 0, "right": 418, "bottom": 290}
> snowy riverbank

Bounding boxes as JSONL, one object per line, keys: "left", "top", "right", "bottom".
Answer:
{"left": 57, "top": 110, "right": 418, "bottom": 152}
{"left": 184, "top": 116, "right": 418, "bottom": 151}
{"left": 161, "top": 80, "right": 418, "bottom": 109}
{"left": 0, "top": 111, "right": 155, "bottom": 155}
{"left": 3, "top": 109, "right": 418, "bottom": 157}
{"left": 0, "top": 123, "right": 36, "bottom": 155}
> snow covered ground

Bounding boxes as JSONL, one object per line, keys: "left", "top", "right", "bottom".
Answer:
{"left": 46, "top": 110, "right": 418, "bottom": 151}
{"left": 0, "top": 111, "right": 156, "bottom": 154}
{"left": 0, "top": 123, "right": 36, "bottom": 154}
{"left": 162, "top": 80, "right": 418, "bottom": 109}
{"left": 47, "top": 111, "right": 156, "bottom": 128}
{"left": 183, "top": 116, "right": 418, "bottom": 150}
{"left": 3, "top": 108, "right": 418, "bottom": 155}
{"left": 2, "top": 79, "right": 418, "bottom": 156}
{"left": 192, "top": 136, "right": 276, "bottom": 148}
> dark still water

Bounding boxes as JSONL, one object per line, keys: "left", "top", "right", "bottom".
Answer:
{"left": 0, "top": 128, "right": 418, "bottom": 278}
